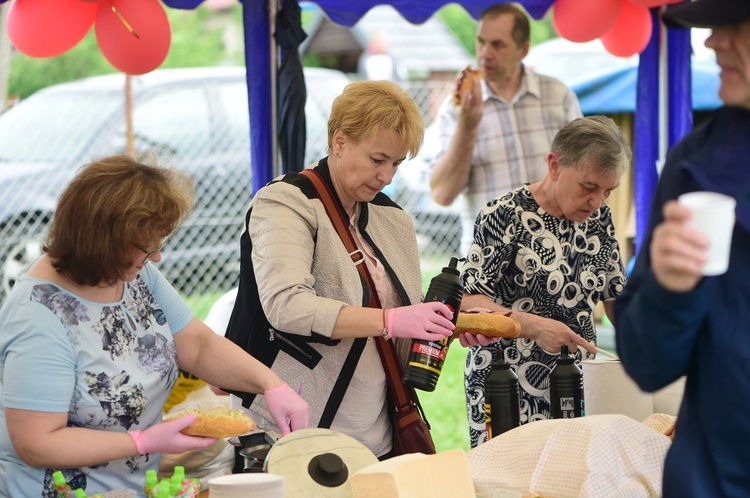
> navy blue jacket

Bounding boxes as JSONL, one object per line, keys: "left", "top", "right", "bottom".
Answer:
{"left": 615, "top": 106, "right": 750, "bottom": 497}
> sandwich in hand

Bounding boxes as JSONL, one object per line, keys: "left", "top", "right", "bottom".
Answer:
{"left": 453, "top": 309, "right": 521, "bottom": 339}
{"left": 453, "top": 65, "right": 484, "bottom": 105}
{"left": 168, "top": 407, "right": 256, "bottom": 438}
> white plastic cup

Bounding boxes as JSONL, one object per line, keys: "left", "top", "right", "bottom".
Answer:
{"left": 677, "top": 191, "right": 736, "bottom": 276}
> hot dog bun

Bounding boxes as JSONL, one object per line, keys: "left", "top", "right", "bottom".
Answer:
{"left": 453, "top": 66, "right": 483, "bottom": 105}
{"left": 453, "top": 310, "right": 521, "bottom": 339}
{"left": 169, "top": 407, "right": 256, "bottom": 438}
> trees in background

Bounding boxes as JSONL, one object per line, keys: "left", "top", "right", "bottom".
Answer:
{"left": 438, "top": 4, "right": 557, "bottom": 56}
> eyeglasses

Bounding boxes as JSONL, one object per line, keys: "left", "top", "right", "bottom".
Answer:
{"left": 132, "top": 237, "right": 168, "bottom": 265}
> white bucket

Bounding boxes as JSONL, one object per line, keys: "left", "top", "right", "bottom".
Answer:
{"left": 653, "top": 376, "right": 686, "bottom": 416}
{"left": 582, "top": 359, "right": 654, "bottom": 422}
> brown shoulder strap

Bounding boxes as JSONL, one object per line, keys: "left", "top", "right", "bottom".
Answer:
{"left": 299, "top": 168, "right": 411, "bottom": 411}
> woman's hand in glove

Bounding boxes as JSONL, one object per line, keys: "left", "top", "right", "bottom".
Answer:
{"left": 264, "top": 383, "right": 310, "bottom": 436}
{"left": 128, "top": 414, "right": 217, "bottom": 455}
{"left": 387, "top": 302, "right": 455, "bottom": 341}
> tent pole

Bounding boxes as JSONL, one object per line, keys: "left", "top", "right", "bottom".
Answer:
{"left": 270, "top": 0, "right": 279, "bottom": 179}
{"left": 658, "top": 15, "right": 668, "bottom": 168}
{"left": 633, "top": 8, "right": 662, "bottom": 254}
{"left": 245, "top": 0, "right": 274, "bottom": 195}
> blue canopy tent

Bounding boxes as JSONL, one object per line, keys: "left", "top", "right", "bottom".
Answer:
{"left": 570, "top": 56, "right": 719, "bottom": 115}
{"left": 162, "top": 0, "right": 697, "bottom": 248}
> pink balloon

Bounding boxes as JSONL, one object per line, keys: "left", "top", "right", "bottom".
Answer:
{"left": 95, "top": 0, "right": 171, "bottom": 75}
{"left": 7, "top": 0, "right": 97, "bottom": 58}
{"left": 553, "top": 0, "right": 623, "bottom": 43}
{"left": 601, "top": 2, "right": 653, "bottom": 57}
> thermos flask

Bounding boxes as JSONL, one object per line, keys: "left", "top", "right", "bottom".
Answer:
{"left": 549, "top": 345, "right": 585, "bottom": 419}
{"left": 484, "top": 357, "right": 520, "bottom": 438}
{"left": 402, "top": 257, "right": 463, "bottom": 392}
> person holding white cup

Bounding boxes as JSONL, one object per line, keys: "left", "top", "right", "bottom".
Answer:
{"left": 614, "top": 0, "right": 750, "bottom": 495}
{"left": 676, "top": 191, "right": 736, "bottom": 276}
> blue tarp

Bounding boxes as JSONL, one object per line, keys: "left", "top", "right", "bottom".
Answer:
{"left": 571, "top": 58, "right": 720, "bottom": 115}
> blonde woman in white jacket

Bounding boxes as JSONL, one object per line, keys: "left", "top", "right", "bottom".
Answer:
{"left": 225, "top": 81, "right": 456, "bottom": 459}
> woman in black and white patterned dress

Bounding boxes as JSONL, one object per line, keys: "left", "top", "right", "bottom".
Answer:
{"left": 456, "top": 116, "right": 631, "bottom": 448}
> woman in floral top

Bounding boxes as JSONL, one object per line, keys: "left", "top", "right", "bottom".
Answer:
{"left": 456, "top": 116, "right": 630, "bottom": 448}
{"left": 0, "top": 155, "right": 309, "bottom": 497}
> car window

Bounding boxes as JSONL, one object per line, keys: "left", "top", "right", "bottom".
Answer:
{"left": 216, "top": 81, "right": 251, "bottom": 155}
{"left": 109, "top": 86, "right": 213, "bottom": 158}
{"left": 0, "top": 93, "right": 119, "bottom": 163}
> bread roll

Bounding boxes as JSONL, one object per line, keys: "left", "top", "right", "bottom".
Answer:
{"left": 453, "top": 66, "right": 483, "bottom": 105}
{"left": 453, "top": 310, "right": 521, "bottom": 339}
{"left": 169, "top": 407, "right": 256, "bottom": 438}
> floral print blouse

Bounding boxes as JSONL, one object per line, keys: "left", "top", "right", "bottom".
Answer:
{"left": 0, "top": 264, "right": 192, "bottom": 497}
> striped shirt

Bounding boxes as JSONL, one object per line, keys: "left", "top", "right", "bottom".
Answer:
{"left": 432, "top": 66, "right": 582, "bottom": 253}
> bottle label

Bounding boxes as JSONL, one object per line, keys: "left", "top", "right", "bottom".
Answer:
{"left": 407, "top": 337, "right": 450, "bottom": 374}
{"left": 484, "top": 402, "right": 493, "bottom": 439}
{"left": 554, "top": 396, "right": 585, "bottom": 418}
{"left": 410, "top": 341, "right": 448, "bottom": 361}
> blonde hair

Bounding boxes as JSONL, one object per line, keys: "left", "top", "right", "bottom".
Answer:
{"left": 45, "top": 154, "right": 195, "bottom": 286}
{"left": 327, "top": 80, "right": 424, "bottom": 159}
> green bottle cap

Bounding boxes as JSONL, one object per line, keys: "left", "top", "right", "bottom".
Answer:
{"left": 52, "top": 471, "right": 67, "bottom": 487}
{"left": 74, "top": 489, "right": 87, "bottom": 498}
{"left": 156, "top": 479, "right": 171, "bottom": 498}
{"left": 173, "top": 465, "right": 186, "bottom": 481}
{"left": 170, "top": 476, "right": 182, "bottom": 494}
{"left": 145, "top": 469, "right": 158, "bottom": 484}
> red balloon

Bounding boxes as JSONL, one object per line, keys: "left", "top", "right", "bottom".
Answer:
{"left": 601, "top": 2, "right": 653, "bottom": 57}
{"left": 627, "top": 0, "right": 682, "bottom": 6}
{"left": 95, "top": 0, "right": 171, "bottom": 75}
{"left": 7, "top": 0, "right": 97, "bottom": 58}
{"left": 627, "top": 0, "right": 665, "bottom": 6}
{"left": 553, "top": 0, "right": 623, "bottom": 43}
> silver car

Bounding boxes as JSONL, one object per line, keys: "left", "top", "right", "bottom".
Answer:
{"left": 0, "top": 66, "right": 350, "bottom": 303}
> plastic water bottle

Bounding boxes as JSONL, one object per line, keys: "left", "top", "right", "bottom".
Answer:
{"left": 484, "top": 357, "right": 520, "bottom": 438}
{"left": 402, "top": 257, "right": 463, "bottom": 392}
{"left": 549, "top": 345, "right": 585, "bottom": 419}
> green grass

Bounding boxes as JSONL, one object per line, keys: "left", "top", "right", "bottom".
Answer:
{"left": 184, "top": 291, "right": 226, "bottom": 321}
{"left": 417, "top": 343, "right": 471, "bottom": 452}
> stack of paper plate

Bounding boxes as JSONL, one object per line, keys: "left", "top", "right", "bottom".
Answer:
{"left": 207, "top": 473, "right": 284, "bottom": 498}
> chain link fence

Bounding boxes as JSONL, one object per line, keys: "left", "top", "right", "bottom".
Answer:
{"left": 0, "top": 72, "right": 461, "bottom": 315}
{"left": 393, "top": 79, "right": 465, "bottom": 281}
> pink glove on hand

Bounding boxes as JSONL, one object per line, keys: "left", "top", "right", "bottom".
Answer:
{"left": 128, "top": 414, "right": 217, "bottom": 456}
{"left": 387, "top": 302, "right": 455, "bottom": 341}
{"left": 264, "top": 383, "right": 310, "bottom": 436}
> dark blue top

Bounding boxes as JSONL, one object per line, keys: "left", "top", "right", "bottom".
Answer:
{"left": 615, "top": 106, "right": 750, "bottom": 497}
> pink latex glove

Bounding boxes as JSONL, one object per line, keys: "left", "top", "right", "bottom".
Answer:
{"left": 264, "top": 383, "right": 310, "bottom": 436}
{"left": 387, "top": 302, "right": 455, "bottom": 341}
{"left": 128, "top": 414, "right": 217, "bottom": 455}
{"left": 457, "top": 307, "right": 502, "bottom": 348}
